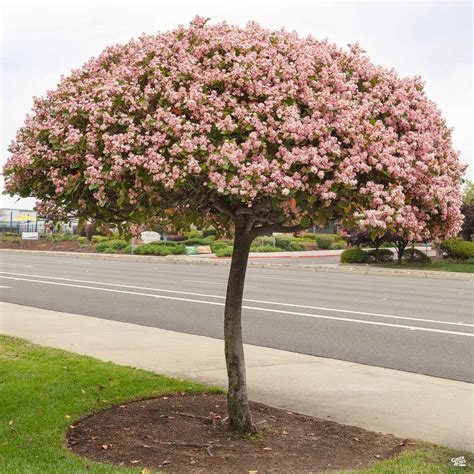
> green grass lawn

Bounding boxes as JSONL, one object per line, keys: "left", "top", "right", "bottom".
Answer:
{"left": 0, "top": 335, "right": 471, "bottom": 473}
{"left": 373, "top": 261, "right": 474, "bottom": 273}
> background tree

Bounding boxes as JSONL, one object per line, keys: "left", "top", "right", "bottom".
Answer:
{"left": 461, "top": 180, "right": 474, "bottom": 241}
{"left": 3, "top": 18, "right": 465, "bottom": 433}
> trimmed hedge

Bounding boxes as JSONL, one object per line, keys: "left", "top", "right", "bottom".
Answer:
{"left": 210, "top": 240, "right": 233, "bottom": 252}
{"left": 315, "top": 235, "right": 334, "bottom": 249}
{"left": 94, "top": 239, "right": 128, "bottom": 253}
{"left": 440, "top": 238, "right": 474, "bottom": 260}
{"left": 404, "top": 248, "right": 431, "bottom": 263}
{"left": 214, "top": 245, "right": 233, "bottom": 257}
{"left": 340, "top": 248, "right": 369, "bottom": 263}
{"left": 367, "top": 248, "right": 394, "bottom": 262}
{"left": 250, "top": 245, "right": 282, "bottom": 253}
{"left": 133, "top": 243, "right": 185, "bottom": 256}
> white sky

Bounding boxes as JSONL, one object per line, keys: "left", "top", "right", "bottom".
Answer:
{"left": 1, "top": 0, "right": 472, "bottom": 209}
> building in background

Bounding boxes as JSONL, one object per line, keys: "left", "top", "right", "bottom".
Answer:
{"left": 0, "top": 208, "right": 78, "bottom": 234}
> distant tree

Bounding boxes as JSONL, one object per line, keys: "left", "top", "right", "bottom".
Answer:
{"left": 460, "top": 203, "right": 474, "bottom": 241}
{"left": 344, "top": 230, "right": 409, "bottom": 264}
{"left": 3, "top": 18, "right": 465, "bottom": 433}
{"left": 462, "top": 180, "right": 474, "bottom": 205}
{"left": 460, "top": 181, "right": 474, "bottom": 241}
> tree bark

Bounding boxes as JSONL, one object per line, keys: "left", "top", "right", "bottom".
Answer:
{"left": 395, "top": 239, "right": 407, "bottom": 265}
{"left": 224, "top": 222, "right": 255, "bottom": 434}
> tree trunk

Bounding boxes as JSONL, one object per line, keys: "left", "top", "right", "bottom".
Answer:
{"left": 395, "top": 240, "right": 407, "bottom": 265}
{"left": 224, "top": 223, "right": 255, "bottom": 434}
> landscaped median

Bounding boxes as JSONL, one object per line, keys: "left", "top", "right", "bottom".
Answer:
{"left": 1, "top": 335, "right": 471, "bottom": 473}
{"left": 0, "top": 231, "right": 347, "bottom": 256}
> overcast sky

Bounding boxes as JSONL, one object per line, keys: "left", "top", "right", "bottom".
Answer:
{"left": 1, "top": 0, "right": 472, "bottom": 209}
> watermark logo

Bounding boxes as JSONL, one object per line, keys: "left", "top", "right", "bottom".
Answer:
{"left": 451, "top": 456, "right": 467, "bottom": 467}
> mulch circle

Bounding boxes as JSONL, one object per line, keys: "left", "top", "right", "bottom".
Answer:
{"left": 67, "top": 392, "right": 413, "bottom": 473}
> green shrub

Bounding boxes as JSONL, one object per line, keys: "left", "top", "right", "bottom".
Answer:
{"left": 274, "top": 235, "right": 291, "bottom": 250}
{"left": 211, "top": 240, "right": 233, "bottom": 252}
{"left": 330, "top": 241, "right": 346, "bottom": 250}
{"left": 94, "top": 242, "right": 113, "bottom": 253}
{"left": 439, "top": 238, "right": 474, "bottom": 260}
{"left": 202, "top": 235, "right": 216, "bottom": 243}
{"left": 250, "top": 245, "right": 282, "bottom": 253}
{"left": 404, "top": 248, "right": 431, "bottom": 263}
{"left": 315, "top": 235, "right": 334, "bottom": 249}
{"left": 184, "top": 229, "right": 202, "bottom": 240}
{"left": 182, "top": 238, "right": 209, "bottom": 245}
{"left": 252, "top": 236, "right": 275, "bottom": 247}
{"left": 340, "top": 248, "right": 369, "bottom": 264}
{"left": 299, "top": 233, "right": 317, "bottom": 241}
{"left": 107, "top": 239, "right": 129, "bottom": 250}
{"left": 367, "top": 248, "right": 394, "bottom": 262}
{"left": 146, "top": 240, "right": 179, "bottom": 247}
{"left": 60, "top": 231, "right": 75, "bottom": 241}
{"left": 78, "top": 237, "right": 87, "bottom": 244}
{"left": 214, "top": 245, "right": 233, "bottom": 257}
{"left": 289, "top": 241, "right": 304, "bottom": 251}
{"left": 3, "top": 232, "right": 20, "bottom": 237}
{"left": 92, "top": 235, "right": 109, "bottom": 243}
{"left": 102, "top": 247, "right": 117, "bottom": 254}
{"left": 94, "top": 239, "right": 128, "bottom": 253}
{"left": 133, "top": 243, "right": 185, "bottom": 256}
{"left": 202, "top": 228, "right": 217, "bottom": 238}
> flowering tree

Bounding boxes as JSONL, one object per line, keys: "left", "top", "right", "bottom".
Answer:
{"left": 4, "top": 18, "right": 465, "bottom": 433}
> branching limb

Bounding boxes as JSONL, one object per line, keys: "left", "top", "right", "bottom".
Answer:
{"left": 211, "top": 197, "right": 236, "bottom": 219}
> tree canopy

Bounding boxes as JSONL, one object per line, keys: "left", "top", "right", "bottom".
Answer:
{"left": 4, "top": 18, "right": 465, "bottom": 240}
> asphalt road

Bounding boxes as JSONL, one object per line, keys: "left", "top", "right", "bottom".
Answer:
{"left": 0, "top": 252, "right": 472, "bottom": 382}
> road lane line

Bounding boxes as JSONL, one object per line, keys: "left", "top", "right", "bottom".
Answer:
{"left": 0, "top": 263, "right": 33, "bottom": 268}
{"left": 1, "top": 275, "right": 473, "bottom": 337}
{"left": 0, "top": 271, "right": 471, "bottom": 328}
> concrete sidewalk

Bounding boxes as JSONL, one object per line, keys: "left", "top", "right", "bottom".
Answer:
{"left": 1, "top": 302, "right": 472, "bottom": 450}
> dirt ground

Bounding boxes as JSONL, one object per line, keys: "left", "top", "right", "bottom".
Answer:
{"left": 67, "top": 393, "right": 412, "bottom": 473}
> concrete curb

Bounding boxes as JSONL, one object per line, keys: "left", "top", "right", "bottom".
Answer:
{"left": 2, "top": 302, "right": 472, "bottom": 450}
{"left": 0, "top": 248, "right": 472, "bottom": 281}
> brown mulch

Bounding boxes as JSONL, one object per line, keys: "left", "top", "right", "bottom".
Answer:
{"left": 67, "top": 393, "right": 413, "bottom": 473}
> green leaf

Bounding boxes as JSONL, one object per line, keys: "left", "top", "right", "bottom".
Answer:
{"left": 88, "top": 184, "right": 98, "bottom": 191}
{"left": 282, "top": 97, "right": 295, "bottom": 106}
{"left": 369, "top": 118, "right": 376, "bottom": 126}
{"left": 300, "top": 216, "right": 311, "bottom": 228}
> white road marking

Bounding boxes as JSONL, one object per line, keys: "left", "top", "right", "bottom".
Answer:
{"left": 0, "top": 263, "right": 33, "bottom": 268}
{"left": 0, "top": 271, "right": 471, "bottom": 328}
{"left": 0, "top": 275, "right": 473, "bottom": 338}
{"left": 0, "top": 285, "right": 12, "bottom": 289}
{"left": 185, "top": 279, "right": 257, "bottom": 288}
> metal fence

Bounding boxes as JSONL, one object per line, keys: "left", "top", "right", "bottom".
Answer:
{"left": 0, "top": 222, "right": 41, "bottom": 234}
